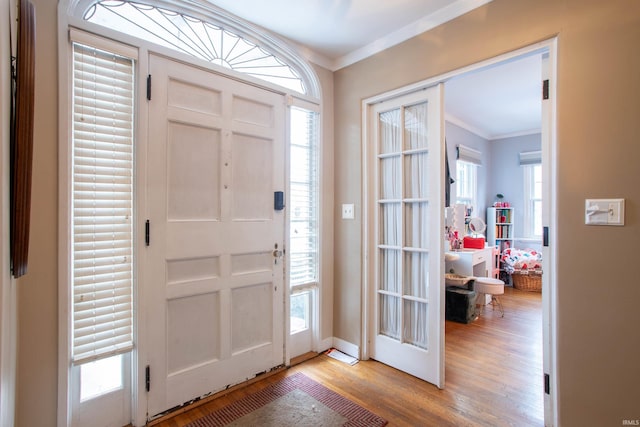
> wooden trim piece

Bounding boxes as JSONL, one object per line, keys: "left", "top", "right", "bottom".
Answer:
{"left": 11, "top": 0, "right": 35, "bottom": 278}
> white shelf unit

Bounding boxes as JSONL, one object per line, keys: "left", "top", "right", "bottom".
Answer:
{"left": 487, "top": 207, "right": 514, "bottom": 274}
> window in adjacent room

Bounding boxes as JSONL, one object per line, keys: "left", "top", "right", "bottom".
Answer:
{"left": 523, "top": 163, "right": 542, "bottom": 238}
{"left": 456, "top": 160, "right": 477, "bottom": 215}
{"left": 455, "top": 145, "right": 481, "bottom": 216}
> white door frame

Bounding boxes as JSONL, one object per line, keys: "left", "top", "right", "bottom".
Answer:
{"left": 57, "top": 30, "right": 323, "bottom": 427}
{"left": 365, "top": 86, "right": 446, "bottom": 387}
{"left": 361, "top": 38, "right": 558, "bottom": 426}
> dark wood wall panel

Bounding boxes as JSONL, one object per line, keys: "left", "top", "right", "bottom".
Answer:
{"left": 11, "top": 0, "right": 36, "bottom": 278}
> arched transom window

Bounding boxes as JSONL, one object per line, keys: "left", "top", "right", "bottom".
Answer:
{"left": 83, "top": 0, "right": 313, "bottom": 95}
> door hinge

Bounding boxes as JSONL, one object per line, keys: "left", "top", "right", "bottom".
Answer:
{"left": 145, "top": 220, "right": 150, "bottom": 246}
{"left": 544, "top": 373, "right": 550, "bottom": 395}
{"left": 543, "top": 226, "right": 549, "bottom": 247}
{"left": 542, "top": 79, "right": 549, "bottom": 100}
{"left": 147, "top": 74, "right": 152, "bottom": 101}
{"left": 145, "top": 365, "right": 151, "bottom": 392}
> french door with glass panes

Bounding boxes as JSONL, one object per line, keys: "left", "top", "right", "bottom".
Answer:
{"left": 370, "top": 85, "right": 444, "bottom": 387}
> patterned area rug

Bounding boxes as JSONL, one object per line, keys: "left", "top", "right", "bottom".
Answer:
{"left": 186, "top": 372, "right": 387, "bottom": 427}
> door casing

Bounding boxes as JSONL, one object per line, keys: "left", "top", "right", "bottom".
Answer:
{"left": 361, "top": 38, "right": 559, "bottom": 426}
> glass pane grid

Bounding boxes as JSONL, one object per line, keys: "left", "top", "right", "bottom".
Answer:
{"left": 379, "top": 295, "right": 400, "bottom": 340}
{"left": 290, "top": 292, "right": 310, "bottom": 334}
{"left": 377, "top": 103, "right": 432, "bottom": 347}
{"left": 404, "top": 103, "right": 429, "bottom": 151}
{"left": 403, "top": 300, "right": 428, "bottom": 349}
{"left": 379, "top": 109, "right": 401, "bottom": 154}
{"left": 379, "top": 248, "right": 400, "bottom": 293}
{"left": 379, "top": 203, "right": 401, "bottom": 247}
{"left": 404, "top": 152, "right": 429, "bottom": 200}
{"left": 379, "top": 157, "right": 401, "bottom": 200}
{"left": 403, "top": 252, "right": 429, "bottom": 299}
{"left": 404, "top": 202, "right": 429, "bottom": 249}
{"left": 80, "top": 354, "right": 123, "bottom": 401}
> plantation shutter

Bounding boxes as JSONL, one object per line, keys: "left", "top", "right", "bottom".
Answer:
{"left": 71, "top": 41, "right": 135, "bottom": 364}
{"left": 289, "top": 107, "right": 319, "bottom": 287}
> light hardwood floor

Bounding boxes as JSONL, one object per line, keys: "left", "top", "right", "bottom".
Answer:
{"left": 150, "top": 287, "right": 543, "bottom": 427}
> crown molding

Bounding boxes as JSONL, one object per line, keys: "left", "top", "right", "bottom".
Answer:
{"left": 445, "top": 113, "right": 491, "bottom": 140}
{"left": 331, "top": 0, "right": 493, "bottom": 71}
{"left": 489, "top": 128, "right": 542, "bottom": 141}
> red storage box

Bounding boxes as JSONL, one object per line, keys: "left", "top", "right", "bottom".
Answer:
{"left": 463, "top": 236, "right": 485, "bottom": 249}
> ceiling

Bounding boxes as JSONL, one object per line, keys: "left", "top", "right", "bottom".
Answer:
{"left": 444, "top": 53, "right": 542, "bottom": 140}
{"left": 205, "top": 0, "right": 541, "bottom": 139}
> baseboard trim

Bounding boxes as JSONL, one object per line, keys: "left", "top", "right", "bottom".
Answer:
{"left": 332, "top": 337, "right": 360, "bottom": 359}
{"left": 315, "top": 337, "right": 333, "bottom": 354}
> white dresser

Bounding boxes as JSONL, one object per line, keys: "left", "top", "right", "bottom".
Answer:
{"left": 445, "top": 247, "right": 493, "bottom": 278}
{"left": 445, "top": 247, "right": 494, "bottom": 304}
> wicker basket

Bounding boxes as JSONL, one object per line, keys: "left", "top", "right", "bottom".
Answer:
{"left": 511, "top": 270, "right": 542, "bottom": 292}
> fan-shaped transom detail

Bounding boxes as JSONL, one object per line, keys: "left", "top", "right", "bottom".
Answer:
{"left": 83, "top": 0, "right": 309, "bottom": 94}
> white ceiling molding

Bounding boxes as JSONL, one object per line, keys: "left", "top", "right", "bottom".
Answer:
{"left": 332, "top": 0, "right": 493, "bottom": 71}
{"left": 445, "top": 114, "right": 491, "bottom": 141}
{"left": 446, "top": 114, "right": 541, "bottom": 141}
{"left": 285, "top": 39, "right": 334, "bottom": 71}
{"left": 489, "top": 128, "right": 542, "bottom": 141}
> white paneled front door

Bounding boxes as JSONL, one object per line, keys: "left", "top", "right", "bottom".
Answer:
{"left": 145, "top": 54, "right": 286, "bottom": 418}
{"left": 369, "top": 85, "right": 445, "bottom": 387}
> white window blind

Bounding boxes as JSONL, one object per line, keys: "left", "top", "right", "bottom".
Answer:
{"left": 72, "top": 42, "right": 134, "bottom": 364}
{"left": 519, "top": 150, "right": 542, "bottom": 165}
{"left": 456, "top": 144, "right": 482, "bottom": 165}
{"left": 289, "top": 107, "right": 319, "bottom": 287}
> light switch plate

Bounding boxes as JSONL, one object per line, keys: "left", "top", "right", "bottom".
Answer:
{"left": 585, "top": 198, "right": 625, "bottom": 226}
{"left": 342, "top": 203, "right": 355, "bottom": 219}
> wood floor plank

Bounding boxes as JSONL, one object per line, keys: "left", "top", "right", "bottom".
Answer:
{"left": 149, "top": 287, "right": 543, "bottom": 426}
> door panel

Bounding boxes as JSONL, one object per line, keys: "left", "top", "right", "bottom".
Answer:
{"left": 370, "top": 85, "right": 444, "bottom": 387}
{"left": 232, "top": 133, "right": 273, "bottom": 219}
{"left": 166, "top": 123, "right": 221, "bottom": 220}
{"left": 146, "top": 54, "right": 285, "bottom": 418}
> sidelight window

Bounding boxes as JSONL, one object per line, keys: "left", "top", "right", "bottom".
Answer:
{"left": 289, "top": 106, "right": 319, "bottom": 334}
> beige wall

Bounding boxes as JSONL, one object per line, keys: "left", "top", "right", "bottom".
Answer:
{"left": 16, "top": 0, "right": 59, "bottom": 424}
{"left": 1, "top": 0, "right": 17, "bottom": 425}
{"left": 333, "top": 0, "right": 640, "bottom": 425}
